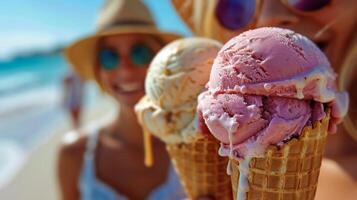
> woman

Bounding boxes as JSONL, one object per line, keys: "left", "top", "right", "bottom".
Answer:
{"left": 58, "top": 0, "right": 184, "bottom": 199}
{"left": 172, "top": 0, "right": 357, "bottom": 198}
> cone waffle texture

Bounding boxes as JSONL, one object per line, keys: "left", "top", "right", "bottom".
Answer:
{"left": 231, "top": 113, "right": 330, "bottom": 200}
{"left": 166, "top": 134, "right": 232, "bottom": 200}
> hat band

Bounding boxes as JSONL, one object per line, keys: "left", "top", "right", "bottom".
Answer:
{"left": 100, "top": 20, "right": 154, "bottom": 31}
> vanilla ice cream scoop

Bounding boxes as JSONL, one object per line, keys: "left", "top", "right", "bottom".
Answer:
{"left": 145, "top": 37, "right": 222, "bottom": 110}
{"left": 136, "top": 38, "right": 222, "bottom": 143}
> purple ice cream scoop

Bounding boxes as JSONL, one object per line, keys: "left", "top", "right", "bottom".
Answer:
{"left": 198, "top": 27, "right": 348, "bottom": 158}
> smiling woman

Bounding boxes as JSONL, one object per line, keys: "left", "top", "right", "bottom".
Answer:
{"left": 58, "top": 0, "right": 185, "bottom": 200}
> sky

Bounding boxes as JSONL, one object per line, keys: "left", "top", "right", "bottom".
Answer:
{"left": 0, "top": 0, "right": 191, "bottom": 60}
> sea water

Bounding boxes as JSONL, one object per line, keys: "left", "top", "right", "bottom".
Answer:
{"left": 0, "top": 53, "right": 67, "bottom": 185}
{"left": 0, "top": 53, "right": 102, "bottom": 186}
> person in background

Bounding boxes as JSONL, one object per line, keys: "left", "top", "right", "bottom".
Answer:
{"left": 57, "top": 0, "right": 185, "bottom": 199}
{"left": 171, "top": 0, "right": 357, "bottom": 199}
{"left": 63, "top": 71, "right": 84, "bottom": 129}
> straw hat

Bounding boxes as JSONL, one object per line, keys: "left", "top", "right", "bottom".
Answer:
{"left": 65, "top": 0, "right": 181, "bottom": 80}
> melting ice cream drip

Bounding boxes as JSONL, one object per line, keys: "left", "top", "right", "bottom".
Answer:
{"left": 226, "top": 160, "right": 232, "bottom": 175}
{"left": 237, "top": 157, "right": 251, "bottom": 200}
{"left": 217, "top": 113, "right": 250, "bottom": 199}
{"left": 232, "top": 66, "right": 337, "bottom": 102}
{"left": 218, "top": 143, "right": 232, "bottom": 175}
{"left": 295, "top": 81, "right": 305, "bottom": 99}
{"left": 293, "top": 66, "right": 336, "bottom": 100}
{"left": 217, "top": 113, "right": 238, "bottom": 176}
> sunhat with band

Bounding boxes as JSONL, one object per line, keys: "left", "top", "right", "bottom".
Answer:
{"left": 65, "top": 0, "right": 181, "bottom": 81}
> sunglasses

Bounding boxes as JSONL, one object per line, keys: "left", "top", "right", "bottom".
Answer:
{"left": 98, "top": 44, "right": 154, "bottom": 70}
{"left": 215, "top": 0, "right": 332, "bottom": 30}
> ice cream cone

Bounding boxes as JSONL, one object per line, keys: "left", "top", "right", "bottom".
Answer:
{"left": 230, "top": 112, "right": 330, "bottom": 200}
{"left": 166, "top": 134, "right": 232, "bottom": 200}
{"left": 134, "top": 38, "right": 226, "bottom": 199}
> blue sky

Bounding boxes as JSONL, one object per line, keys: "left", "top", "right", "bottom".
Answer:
{"left": 0, "top": 0, "right": 191, "bottom": 60}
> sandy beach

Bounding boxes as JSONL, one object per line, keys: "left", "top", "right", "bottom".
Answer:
{"left": 0, "top": 85, "right": 117, "bottom": 200}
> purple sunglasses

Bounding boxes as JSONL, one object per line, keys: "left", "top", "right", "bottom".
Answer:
{"left": 215, "top": 0, "right": 332, "bottom": 30}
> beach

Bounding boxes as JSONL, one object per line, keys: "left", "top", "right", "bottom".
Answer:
{"left": 0, "top": 53, "right": 116, "bottom": 199}
{"left": 0, "top": 93, "right": 117, "bottom": 200}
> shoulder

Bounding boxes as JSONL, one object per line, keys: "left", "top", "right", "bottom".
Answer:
{"left": 58, "top": 131, "right": 88, "bottom": 160}
{"left": 57, "top": 130, "right": 93, "bottom": 176}
{"left": 57, "top": 131, "right": 92, "bottom": 199}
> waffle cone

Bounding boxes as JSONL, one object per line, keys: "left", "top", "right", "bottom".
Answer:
{"left": 166, "top": 134, "right": 233, "bottom": 200}
{"left": 231, "top": 113, "right": 330, "bottom": 200}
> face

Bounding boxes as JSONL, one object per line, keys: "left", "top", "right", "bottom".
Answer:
{"left": 173, "top": 0, "right": 357, "bottom": 71}
{"left": 95, "top": 34, "right": 163, "bottom": 107}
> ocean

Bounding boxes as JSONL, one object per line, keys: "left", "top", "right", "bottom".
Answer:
{"left": 0, "top": 53, "right": 102, "bottom": 185}
{"left": 0, "top": 53, "right": 68, "bottom": 143}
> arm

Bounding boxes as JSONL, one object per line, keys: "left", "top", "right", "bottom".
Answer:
{"left": 57, "top": 132, "right": 86, "bottom": 200}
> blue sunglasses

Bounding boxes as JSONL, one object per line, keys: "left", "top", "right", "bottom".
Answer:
{"left": 98, "top": 44, "right": 154, "bottom": 70}
{"left": 215, "top": 0, "right": 331, "bottom": 30}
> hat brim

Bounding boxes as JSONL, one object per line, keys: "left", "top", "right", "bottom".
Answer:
{"left": 65, "top": 26, "right": 181, "bottom": 80}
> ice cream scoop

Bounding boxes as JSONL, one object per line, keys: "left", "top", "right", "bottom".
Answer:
{"left": 136, "top": 37, "right": 222, "bottom": 143}
{"left": 136, "top": 38, "right": 233, "bottom": 199}
{"left": 198, "top": 27, "right": 348, "bottom": 158}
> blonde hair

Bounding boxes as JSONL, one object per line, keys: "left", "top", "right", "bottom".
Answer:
{"left": 339, "top": 31, "right": 357, "bottom": 140}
